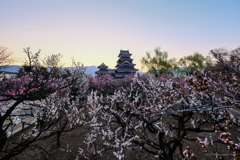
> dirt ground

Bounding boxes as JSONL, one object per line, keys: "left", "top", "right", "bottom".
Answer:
{"left": 12, "top": 126, "right": 157, "bottom": 160}
{"left": 10, "top": 115, "right": 238, "bottom": 160}
{"left": 3, "top": 101, "right": 239, "bottom": 160}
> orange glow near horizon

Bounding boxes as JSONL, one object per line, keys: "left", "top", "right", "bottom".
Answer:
{"left": 1, "top": 1, "right": 239, "bottom": 72}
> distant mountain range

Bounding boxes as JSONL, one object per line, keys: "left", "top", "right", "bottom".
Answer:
{"left": 0, "top": 65, "right": 21, "bottom": 73}
{"left": 0, "top": 65, "right": 208, "bottom": 77}
{"left": 0, "top": 65, "right": 146, "bottom": 77}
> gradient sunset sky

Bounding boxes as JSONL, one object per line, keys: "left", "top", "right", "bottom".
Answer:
{"left": 1, "top": 0, "right": 240, "bottom": 71}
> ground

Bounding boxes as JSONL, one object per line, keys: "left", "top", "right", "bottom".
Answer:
{"left": 11, "top": 113, "right": 240, "bottom": 160}
{"left": 3, "top": 102, "right": 240, "bottom": 160}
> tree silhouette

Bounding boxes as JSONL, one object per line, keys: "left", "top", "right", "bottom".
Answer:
{"left": 0, "top": 46, "right": 13, "bottom": 68}
{"left": 140, "top": 47, "right": 179, "bottom": 78}
{"left": 177, "top": 52, "right": 215, "bottom": 77}
{"left": 17, "top": 65, "right": 48, "bottom": 77}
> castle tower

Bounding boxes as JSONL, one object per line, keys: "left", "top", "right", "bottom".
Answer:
{"left": 114, "top": 50, "right": 139, "bottom": 79}
{"left": 95, "top": 63, "right": 115, "bottom": 77}
{"left": 95, "top": 63, "right": 109, "bottom": 75}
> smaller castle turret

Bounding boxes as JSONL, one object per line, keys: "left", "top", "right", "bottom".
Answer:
{"left": 95, "top": 63, "right": 109, "bottom": 75}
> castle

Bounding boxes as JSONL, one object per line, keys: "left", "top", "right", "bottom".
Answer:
{"left": 95, "top": 50, "right": 139, "bottom": 79}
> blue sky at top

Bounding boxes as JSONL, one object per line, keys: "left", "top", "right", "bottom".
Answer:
{"left": 0, "top": 0, "right": 239, "bottom": 71}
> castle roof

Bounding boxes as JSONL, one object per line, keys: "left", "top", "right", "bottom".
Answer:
{"left": 116, "top": 60, "right": 136, "bottom": 68}
{"left": 117, "top": 57, "right": 133, "bottom": 62}
{"left": 97, "top": 63, "right": 108, "bottom": 69}
{"left": 118, "top": 50, "right": 132, "bottom": 57}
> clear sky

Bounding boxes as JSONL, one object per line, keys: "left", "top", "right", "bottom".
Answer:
{"left": 1, "top": 0, "right": 239, "bottom": 71}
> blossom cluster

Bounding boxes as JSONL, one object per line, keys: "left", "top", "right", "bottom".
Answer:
{"left": 196, "top": 137, "right": 209, "bottom": 153}
{"left": 183, "top": 146, "right": 196, "bottom": 159}
{"left": 186, "top": 70, "right": 210, "bottom": 92}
